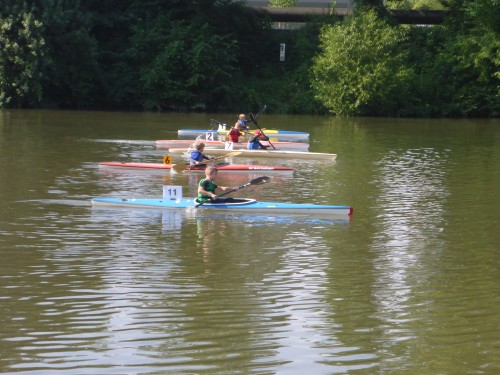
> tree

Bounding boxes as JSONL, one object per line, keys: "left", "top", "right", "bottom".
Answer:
{"left": 311, "top": 9, "right": 412, "bottom": 115}
{"left": 428, "top": 0, "right": 500, "bottom": 116}
{"left": 121, "top": 0, "right": 252, "bottom": 110}
{"left": 0, "top": 4, "right": 46, "bottom": 108}
{"left": 269, "top": 0, "right": 298, "bottom": 7}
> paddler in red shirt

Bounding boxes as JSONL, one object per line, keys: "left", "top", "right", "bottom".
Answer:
{"left": 228, "top": 122, "right": 243, "bottom": 143}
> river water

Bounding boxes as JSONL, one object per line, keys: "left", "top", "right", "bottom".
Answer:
{"left": 0, "top": 110, "right": 499, "bottom": 374}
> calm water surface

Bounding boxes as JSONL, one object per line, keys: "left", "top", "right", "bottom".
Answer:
{"left": 0, "top": 110, "right": 499, "bottom": 374}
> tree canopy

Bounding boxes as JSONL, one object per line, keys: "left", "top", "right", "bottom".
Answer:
{"left": 0, "top": 0, "right": 498, "bottom": 117}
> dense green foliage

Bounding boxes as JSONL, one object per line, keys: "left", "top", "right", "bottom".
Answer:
{"left": 312, "top": 0, "right": 499, "bottom": 116}
{"left": 0, "top": 3, "right": 46, "bottom": 108}
{"left": 386, "top": 0, "right": 446, "bottom": 9}
{"left": 0, "top": 0, "right": 498, "bottom": 117}
{"left": 311, "top": 9, "right": 411, "bottom": 116}
{"left": 269, "top": 0, "right": 298, "bottom": 6}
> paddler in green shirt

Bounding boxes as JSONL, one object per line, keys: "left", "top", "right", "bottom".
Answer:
{"left": 197, "top": 166, "right": 234, "bottom": 204}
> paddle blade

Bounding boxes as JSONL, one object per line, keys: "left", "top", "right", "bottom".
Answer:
{"left": 250, "top": 113, "right": 257, "bottom": 124}
{"left": 249, "top": 176, "right": 271, "bottom": 185}
{"left": 224, "top": 151, "right": 241, "bottom": 158}
{"left": 171, "top": 164, "right": 187, "bottom": 173}
{"left": 211, "top": 151, "right": 241, "bottom": 161}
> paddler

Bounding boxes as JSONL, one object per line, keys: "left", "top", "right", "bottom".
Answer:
{"left": 189, "top": 141, "right": 212, "bottom": 166}
{"left": 197, "top": 166, "right": 234, "bottom": 204}
{"left": 235, "top": 113, "right": 251, "bottom": 131}
{"left": 247, "top": 130, "right": 270, "bottom": 150}
{"left": 228, "top": 122, "right": 243, "bottom": 143}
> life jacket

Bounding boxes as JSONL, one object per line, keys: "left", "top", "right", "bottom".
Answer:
{"left": 197, "top": 178, "right": 217, "bottom": 203}
{"left": 238, "top": 119, "right": 249, "bottom": 130}
{"left": 228, "top": 127, "right": 240, "bottom": 142}
{"left": 190, "top": 150, "right": 206, "bottom": 165}
{"left": 247, "top": 140, "right": 260, "bottom": 149}
{"left": 247, "top": 134, "right": 263, "bottom": 149}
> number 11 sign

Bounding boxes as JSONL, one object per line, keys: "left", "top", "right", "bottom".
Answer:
{"left": 163, "top": 185, "right": 182, "bottom": 200}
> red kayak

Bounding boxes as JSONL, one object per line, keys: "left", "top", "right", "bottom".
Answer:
{"left": 99, "top": 162, "right": 294, "bottom": 174}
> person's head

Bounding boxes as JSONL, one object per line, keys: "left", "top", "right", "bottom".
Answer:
{"left": 239, "top": 114, "right": 246, "bottom": 121}
{"left": 254, "top": 130, "right": 261, "bottom": 135}
{"left": 195, "top": 141, "right": 205, "bottom": 151}
{"left": 205, "top": 165, "right": 218, "bottom": 180}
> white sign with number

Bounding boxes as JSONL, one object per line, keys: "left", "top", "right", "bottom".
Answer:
{"left": 163, "top": 185, "right": 182, "bottom": 200}
{"left": 225, "top": 141, "right": 234, "bottom": 150}
{"left": 205, "top": 132, "right": 214, "bottom": 141}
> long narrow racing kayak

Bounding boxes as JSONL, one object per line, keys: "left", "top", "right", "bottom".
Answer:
{"left": 91, "top": 197, "right": 353, "bottom": 216}
{"left": 178, "top": 128, "right": 309, "bottom": 141}
{"left": 156, "top": 139, "right": 309, "bottom": 150}
{"left": 168, "top": 147, "right": 337, "bottom": 161}
{"left": 99, "top": 162, "right": 294, "bottom": 174}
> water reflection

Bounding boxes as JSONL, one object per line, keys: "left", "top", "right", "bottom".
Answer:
{"left": 368, "top": 148, "right": 451, "bottom": 357}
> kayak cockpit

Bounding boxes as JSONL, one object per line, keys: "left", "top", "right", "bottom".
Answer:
{"left": 197, "top": 198, "right": 256, "bottom": 206}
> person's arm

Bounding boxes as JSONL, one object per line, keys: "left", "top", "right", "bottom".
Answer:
{"left": 198, "top": 186, "right": 217, "bottom": 200}
{"left": 190, "top": 150, "right": 200, "bottom": 164}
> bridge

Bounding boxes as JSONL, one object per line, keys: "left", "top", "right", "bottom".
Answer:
{"left": 247, "top": 4, "right": 447, "bottom": 25}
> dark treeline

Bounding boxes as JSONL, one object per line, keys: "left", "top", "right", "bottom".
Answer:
{"left": 0, "top": 0, "right": 498, "bottom": 117}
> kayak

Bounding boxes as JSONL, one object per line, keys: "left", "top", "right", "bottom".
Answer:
{"left": 91, "top": 197, "right": 353, "bottom": 216}
{"left": 156, "top": 139, "right": 309, "bottom": 150}
{"left": 178, "top": 128, "right": 309, "bottom": 141}
{"left": 99, "top": 162, "right": 294, "bottom": 174}
{"left": 168, "top": 147, "right": 337, "bottom": 161}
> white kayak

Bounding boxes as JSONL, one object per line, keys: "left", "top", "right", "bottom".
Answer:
{"left": 168, "top": 147, "right": 337, "bottom": 161}
{"left": 156, "top": 139, "right": 309, "bottom": 150}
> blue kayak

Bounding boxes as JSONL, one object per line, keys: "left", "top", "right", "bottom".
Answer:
{"left": 91, "top": 197, "right": 353, "bottom": 216}
{"left": 177, "top": 128, "right": 309, "bottom": 140}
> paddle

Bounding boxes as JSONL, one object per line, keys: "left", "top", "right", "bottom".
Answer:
{"left": 210, "top": 118, "right": 223, "bottom": 130}
{"left": 249, "top": 113, "right": 276, "bottom": 150}
{"left": 242, "top": 105, "right": 266, "bottom": 135}
{"left": 200, "top": 119, "right": 224, "bottom": 139}
{"left": 171, "top": 151, "right": 241, "bottom": 173}
{"left": 195, "top": 176, "right": 271, "bottom": 208}
{"left": 254, "top": 104, "right": 267, "bottom": 121}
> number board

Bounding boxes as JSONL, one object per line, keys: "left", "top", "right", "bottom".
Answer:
{"left": 163, "top": 185, "right": 182, "bottom": 200}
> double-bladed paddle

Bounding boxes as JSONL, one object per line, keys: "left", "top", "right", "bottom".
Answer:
{"left": 210, "top": 118, "right": 223, "bottom": 130}
{"left": 194, "top": 176, "right": 271, "bottom": 208}
{"left": 171, "top": 151, "right": 241, "bottom": 173}
{"left": 249, "top": 113, "right": 276, "bottom": 150}
{"left": 254, "top": 104, "right": 267, "bottom": 121}
{"left": 243, "top": 105, "right": 266, "bottom": 135}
